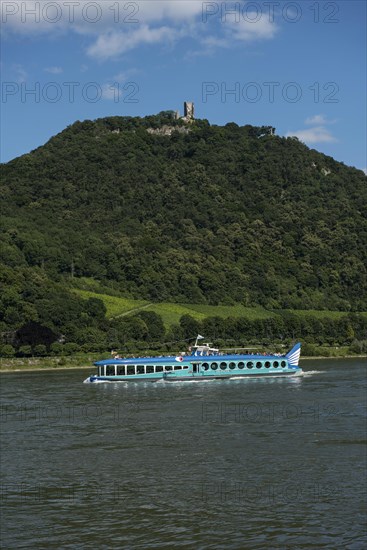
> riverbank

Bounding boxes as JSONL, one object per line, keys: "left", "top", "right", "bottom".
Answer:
{"left": 0, "top": 353, "right": 365, "bottom": 373}
{"left": 0, "top": 355, "right": 100, "bottom": 372}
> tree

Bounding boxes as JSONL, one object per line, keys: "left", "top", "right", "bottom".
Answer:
{"left": 74, "top": 327, "right": 107, "bottom": 347}
{"left": 137, "top": 311, "right": 165, "bottom": 341}
{"left": 18, "top": 345, "right": 32, "bottom": 357}
{"left": 85, "top": 297, "right": 107, "bottom": 319}
{"left": 1, "top": 344, "right": 15, "bottom": 357}
{"left": 179, "top": 315, "right": 201, "bottom": 340}
{"left": 63, "top": 343, "right": 81, "bottom": 354}
{"left": 15, "top": 321, "right": 58, "bottom": 348}
{"left": 33, "top": 344, "right": 47, "bottom": 356}
{"left": 50, "top": 342, "right": 63, "bottom": 355}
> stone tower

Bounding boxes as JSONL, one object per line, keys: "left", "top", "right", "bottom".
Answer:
{"left": 184, "top": 102, "right": 194, "bottom": 121}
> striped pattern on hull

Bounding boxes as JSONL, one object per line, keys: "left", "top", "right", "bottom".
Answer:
{"left": 285, "top": 343, "right": 301, "bottom": 367}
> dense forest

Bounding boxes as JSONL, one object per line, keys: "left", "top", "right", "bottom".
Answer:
{"left": 1, "top": 112, "right": 366, "bottom": 355}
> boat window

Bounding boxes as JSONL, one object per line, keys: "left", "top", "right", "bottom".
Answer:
{"left": 174, "top": 365, "right": 182, "bottom": 370}
{"left": 256, "top": 362, "right": 262, "bottom": 369}
{"left": 126, "top": 366, "right": 135, "bottom": 375}
{"left": 265, "top": 361, "right": 270, "bottom": 368}
{"left": 106, "top": 366, "right": 115, "bottom": 376}
{"left": 202, "top": 363, "right": 209, "bottom": 370}
{"left": 183, "top": 366, "right": 188, "bottom": 369}
{"left": 238, "top": 362, "right": 244, "bottom": 369}
{"left": 165, "top": 366, "right": 173, "bottom": 371}
{"left": 281, "top": 361, "right": 287, "bottom": 368}
{"left": 229, "top": 362, "right": 236, "bottom": 369}
{"left": 137, "top": 365, "right": 145, "bottom": 375}
{"left": 273, "top": 361, "right": 279, "bottom": 368}
{"left": 247, "top": 362, "right": 254, "bottom": 369}
{"left": 211, "top": 362, "right": 218, "bottom": 370}
{"left": 117, "top": 366, "right": 126, "bottom": 376}
{"left": 156, "top": 365, "right": 163, "bottom": 372}
{"left": 220, "top": 362, "right": 227, "bottom": 370}
{"left": 98, "top": 366, "right": 104, "bottom": 376}
{"left": 146, "top": 365, "right": 154, "bottom": 374}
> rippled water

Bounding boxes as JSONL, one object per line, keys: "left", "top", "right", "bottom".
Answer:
{"left": 1, "top": 359, "right": 366, "bottom": 549}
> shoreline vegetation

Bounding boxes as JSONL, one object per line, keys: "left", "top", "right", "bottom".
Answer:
{"left": 1, "top": 351, "right": 366, "bottom": 373}
{"left": 2, "top": 297, "right": 367, "bottom": 368}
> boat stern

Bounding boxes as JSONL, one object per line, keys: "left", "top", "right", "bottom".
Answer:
{"left": 286, "top": 343, "right": 302, "bottom": 369}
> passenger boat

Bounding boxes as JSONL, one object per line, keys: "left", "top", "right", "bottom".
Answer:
{"left": 85, "top": 337, "right": 301, "bottom": 383}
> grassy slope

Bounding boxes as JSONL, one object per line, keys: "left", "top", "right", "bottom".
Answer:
{"left": 72, "top": 289, "right": 274, "bottom": 325}
{"left": 72, "top": 289, "right": 148, "bottom": 318}
{"left": 73, "top": 289, "right": 366, "bottom": 327}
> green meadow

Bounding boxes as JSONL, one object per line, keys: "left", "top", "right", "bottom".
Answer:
{"left": 72, "top": 289, "right": 366, "bottom": 328}
{"left": 72, "top": 289, "right": 277, "bottom": 326}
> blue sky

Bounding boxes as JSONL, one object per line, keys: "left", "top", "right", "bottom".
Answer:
{"left": 1, "top": 0, "right": 366, "bottom": 171}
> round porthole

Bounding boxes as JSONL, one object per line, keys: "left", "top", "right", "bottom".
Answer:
{"left": 281, "top": 361, "right": 287, "bottom": 368}
{"left": 211, "top": 362, "right": 218, "bottom": 370}
{"left": 202, "top": 363, "right": 209, "bottom": 370}
{"left": 229, "top": 362, "right": 236, "bottom": 370}
{"left": 256, "top": 362, "right": 262, "bottom": 369}
{"left": 238, "top": 362, "right": 244, "bottom": 369}
{"left": 247, "top": 361, "right": 254, "bottom": 369}
{"left": 220, "top": 362, "right": 227, "bottom": 370}
{"left": 265, "top": 361, "right": 270, "bottom": 368}
{"left": 273, "top": 361, "right": 279, "bottom": 368}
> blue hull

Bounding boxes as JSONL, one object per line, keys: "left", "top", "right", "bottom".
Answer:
{"left": 87, "top": 369, "right": 300, "bottom": 383}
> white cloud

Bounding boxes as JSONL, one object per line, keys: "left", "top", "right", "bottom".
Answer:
{"left": 101, "top": 83, "right": 122, "bottom": 101}
{"left": 305, "top": 114, "right": 336, "bottom": 125}
{"left": 225, "top": 14, "right": 278, "bottom": 42}
{"left": 185, "top": 35, "right": 230, "bottom": 58}
{"left": 86, "top": 25, "right": 177, "bottom": 60}
{"left": 44, "top": 66, "right": 63, "bottom": 74}
{"left": 2, "top": 0, "right": 279, "bottom": 59}
{"left": 112, "top": 69, "right": 139, "bottom": 83}
{"left": 1, "top": 1, "right": 203, "bottom": 34}
{"left": 2, "top": 1, "right": 68, "bottom": 35}
{"left": 287, "top": 114, "right": 339, "bottom": 144}
{"left": 202, "top": 36, "right": 229, "bottom": 48}
{"left": 286, "top": 126, "right": 338, "bottom": 144}
{"left": 136, "top": 0, "right": 204, "bottom": 23}
{"left": 186, "top": 12, "right": 277, "bottom": 58}
{"left": 101, "top": 69, "right": 139, "bottom": 100}
{"left": 13, "top": 64, "right": 27, "bottom": 83}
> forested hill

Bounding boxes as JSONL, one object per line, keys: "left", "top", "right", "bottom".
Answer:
{"left": 1, "top": 113, "right": 366, "bottom": 321}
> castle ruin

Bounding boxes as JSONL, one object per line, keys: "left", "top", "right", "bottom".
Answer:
{"left": 175, "top": 102, "right": 195, "bottom": 123}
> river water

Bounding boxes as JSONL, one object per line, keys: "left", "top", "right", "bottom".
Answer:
{"left": 1, "top": 359, "right": 366, "bottom": 549}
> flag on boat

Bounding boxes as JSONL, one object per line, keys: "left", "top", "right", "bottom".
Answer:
{"left": 197, "top": 334, "right": 204, "bottom": 340}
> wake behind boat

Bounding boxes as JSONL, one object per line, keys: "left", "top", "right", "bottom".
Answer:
{"left": 84, "top": 337, "right": 301, "bottom": 383}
